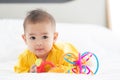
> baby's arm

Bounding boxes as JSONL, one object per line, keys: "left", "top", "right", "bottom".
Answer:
{"left": 14, "top": 54, "right": 30, "bottom": 73}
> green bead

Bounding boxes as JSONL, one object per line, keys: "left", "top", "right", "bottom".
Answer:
{"left": 35, "top": 59, "right": 42, "bottom": 66}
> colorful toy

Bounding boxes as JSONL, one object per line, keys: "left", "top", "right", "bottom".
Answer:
{"left": 35, "top": 59, "right": 55, "bottom": 73}
{"left": 63, "top": 52, "right": 99, "bottom": 75}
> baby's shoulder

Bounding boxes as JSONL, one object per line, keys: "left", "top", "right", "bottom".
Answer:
{"left": 55, "top": 42, "right": 74, "bottom": 47}
{"left": 54, "top": 42, "right": 76, "bottom": 49}
{"left": 54, "top": 42, "right": 78, "bottom": 53}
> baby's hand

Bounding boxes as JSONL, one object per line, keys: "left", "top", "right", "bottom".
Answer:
{"left": 29, "top": 64, "right": 37, "bottom": 73}
{"left": 30, "top": 59, "right": 42, "bottom": 73}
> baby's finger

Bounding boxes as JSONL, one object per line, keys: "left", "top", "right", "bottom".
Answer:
{"left": 30, "top": 65, "right": 37, "bottom": 73}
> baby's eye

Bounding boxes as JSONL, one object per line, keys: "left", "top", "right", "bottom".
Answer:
{"left": 42, "top": 36, "right": 48, "bottom": 39}
{"left": 30, "top": 36, "right": 36, "bottom": 40}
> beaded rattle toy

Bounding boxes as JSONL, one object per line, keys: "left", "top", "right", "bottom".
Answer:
{"left": 35, "top": 59, "right": 55, "bottom": 73}
{"left": 63, "top": 52, "right": 99, "bottom": 74}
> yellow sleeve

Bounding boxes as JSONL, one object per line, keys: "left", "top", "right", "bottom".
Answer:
{"left": 14, "top": 53, "right": 30, "bottom": 73}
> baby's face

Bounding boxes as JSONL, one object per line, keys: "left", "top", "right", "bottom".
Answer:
{"left": 22, "top": 22, "right": 57, "bottom": 59}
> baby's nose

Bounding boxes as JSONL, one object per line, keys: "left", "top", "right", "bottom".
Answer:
{"left": 36, "top": 41, "right": 42, "bottom": 46}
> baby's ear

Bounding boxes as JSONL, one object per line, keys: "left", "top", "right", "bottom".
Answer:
{"left": 54, "top": 32, "right": 58, "bottom": 42}
{"left": 22, "top": 34, "right": 27, "bottom": 44}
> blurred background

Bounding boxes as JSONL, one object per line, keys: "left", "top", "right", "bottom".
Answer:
{"left": 0, "top": 0, "right": 119, "bottom": 36}
{"left": 0, "top": 0, "right": 107, "bottom": 26}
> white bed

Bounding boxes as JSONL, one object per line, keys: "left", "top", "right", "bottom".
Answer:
{"left": 0, "top": 19, "right": 120, "bottom": 80}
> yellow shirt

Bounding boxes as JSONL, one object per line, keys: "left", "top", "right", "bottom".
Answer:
{"left": 14, "top": 42, "right": 78, "bottom": 73}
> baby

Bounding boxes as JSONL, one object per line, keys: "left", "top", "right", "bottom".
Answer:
{"left": 14, "top": 9, "right": 78, "bottom": 73}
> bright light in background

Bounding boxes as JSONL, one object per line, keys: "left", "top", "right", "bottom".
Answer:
{"left": 109, "top": 0, "right": 120, "bottom": 37}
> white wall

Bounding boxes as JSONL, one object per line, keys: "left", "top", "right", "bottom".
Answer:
{"left": 109, "top": 0, "right": 120, "bottom": 37}
{"left": 0, "top": 0, "right": 106, "bottom": 26}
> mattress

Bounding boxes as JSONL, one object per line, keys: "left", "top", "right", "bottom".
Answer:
{"left": 0, "top": 19, "right": 120, "bottom": 80}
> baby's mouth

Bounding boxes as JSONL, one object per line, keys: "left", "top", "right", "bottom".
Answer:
{"left": 35, "top": 48, "right": 44, "bottom": 52}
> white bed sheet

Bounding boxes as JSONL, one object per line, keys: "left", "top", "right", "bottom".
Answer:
{"left": 0, "top": 19, "right": 120, "bottom": 80}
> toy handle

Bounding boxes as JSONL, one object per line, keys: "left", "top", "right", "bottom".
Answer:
{"left": 37, "top": 61, "right": 55, "bottom": 73}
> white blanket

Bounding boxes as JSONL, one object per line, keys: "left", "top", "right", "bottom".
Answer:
{"left": 0, "top": 19, "right": 120, "bottom": 80}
